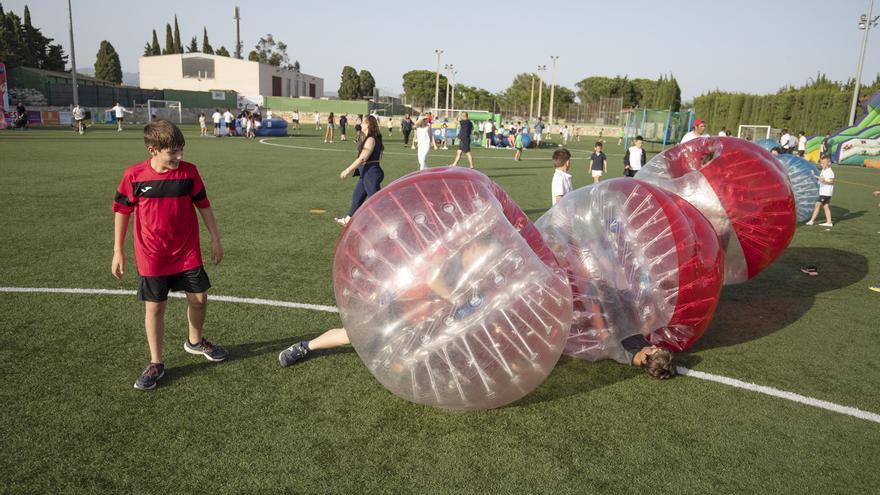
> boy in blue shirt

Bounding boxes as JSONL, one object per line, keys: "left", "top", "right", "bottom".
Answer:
{"left": 589, "top": 142, "right": 607, "bottom": 184}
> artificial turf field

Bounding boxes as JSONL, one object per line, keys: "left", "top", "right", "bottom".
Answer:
{"left": 1, "top": 124, "right": 879, "bottom": 494}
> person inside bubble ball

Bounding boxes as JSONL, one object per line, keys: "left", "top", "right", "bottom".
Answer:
{"left": 278, "top": 235, "right": 495, "bottom": 367}
{"left": 621, "top": 334, "right": 677, "bottom": 379}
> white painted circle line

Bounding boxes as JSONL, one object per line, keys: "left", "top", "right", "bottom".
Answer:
{"left": 2, "top": 286, "right": 876, "bottom": 423}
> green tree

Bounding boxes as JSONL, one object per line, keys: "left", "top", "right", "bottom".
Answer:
{"left": 402, "top": 70, "right": 447, "bottom": 109}
{"left": 44, "top": 43, "right": 66, "bottom": 70}
{"left": 247, "top": 34, "right": 293, "bottom": 68}
{"left": 173, "top": 15, "right": 181, "bottom": 53}
{"left": 359, "top": 69, "right": 375, "bottom": 98}
{"left": 215, "top": 45, "right": 230, "bottom": 57}
{"left": 149, "top": 29, "right": 160, "bottom": 55}
{"left": 201, "top": 27, "right": 213, "bottom": 55}
{"left": 338, "top": 66, "right": 361, "bottom": 100}
{"left": 186, "top": 36, "right": 198, "bottom": 53}
{"left": 94, "top": 40, "right": 122, "bottom": 83}
{"left": 163, "top": 23, "right": 173, "bottom": 54}
{"left": 501, "top": 73, "right": 547, "bottom": 117}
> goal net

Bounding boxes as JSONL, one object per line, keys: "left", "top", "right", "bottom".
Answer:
{"left": 147, "top": 99, "right": 183, "bottom": 123}
{"left": 737, "top": 124, "right": 771, "bottom": 142}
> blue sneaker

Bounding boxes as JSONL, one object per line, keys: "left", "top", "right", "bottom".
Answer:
{"left": 184, "top": 338, "right": 228, "bottom": 362}
{"left": 279, "top": 341, "right": 310, "bottom": 367}
{"left": 134, "top": 363, "right": 165, "bottom": 390}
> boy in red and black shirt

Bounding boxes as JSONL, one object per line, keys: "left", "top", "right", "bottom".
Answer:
{"left": 111, "top": 119, "right": 227, "bottom": 390}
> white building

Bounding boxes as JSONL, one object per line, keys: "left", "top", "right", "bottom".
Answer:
{"left": 138, "top": 53, "right": 323, "bottom": 100}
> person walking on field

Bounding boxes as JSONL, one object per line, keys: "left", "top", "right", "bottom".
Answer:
{"left": 415, "top": 117, "right": 432, "bottom": 170}
{"left": 325, "top": 112, "right": 335, "bottom": 143}
{"left": 106, "top": 102, "right": 133, "bottom": 131}
{"left": 339, "top": 113, "right": 348, "bottom": 141}
{"left": 449, "top": 112, "right": 475, "bottom": 169}
{"left": 401, "top": 114, "right": 414, "bottom": 147}
{"left": 335, "top": 115, "right": 385, "bottom": 226}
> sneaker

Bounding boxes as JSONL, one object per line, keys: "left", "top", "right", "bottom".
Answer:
{"left": 819, "top": 222, "right": 833, "bottom": 227}
{"left": 800, "top": 265, "right": 818, "bottom": 276}
{"left": 134, "top": 363, "right": 165, "bottom": 390}
{"left": 335, "top": 215, "right": 350, "bottom": 226}
{"left": 870, "top": 285, "right": 880, "bottom": 293}
{"left": 279, "top": 341, "right": 310, "bottom": 367}
{"left": 805, "top": 221, "right": 814, "bottom": 225}
{"left": 184, "top": 338, "right": 228, "bottom": 362}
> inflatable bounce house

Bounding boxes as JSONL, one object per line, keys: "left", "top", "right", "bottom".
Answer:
{"left": 804, "top": 91, "right": 880, "bottom": 166}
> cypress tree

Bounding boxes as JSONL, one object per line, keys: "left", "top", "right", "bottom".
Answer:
{"left": 338, "top": 66, "right": 361, "bottom": 100}
{"left": 202, "top": 27, "right": 213, "bottom": 54}
{"left": 173, "top": 15, "right": 181, "bottom": 53}
{"left": 163, "top": 23, "right": 173, "bottom": 54}
{"left": 94, "top": 40, "right": 122, "bottom": 83}
{"left": 149, "top": 29, "right": 160, "bottom": 55}
{"left": 186, "top": 36, "right": 198, "bottom": 53}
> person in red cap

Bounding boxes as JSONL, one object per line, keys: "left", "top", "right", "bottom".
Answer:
{"left": 681, "top": 119, "right": 706, "bottom": 143}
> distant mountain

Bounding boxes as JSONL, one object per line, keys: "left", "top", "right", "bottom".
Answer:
{"left": 78, "top": 68, "right": 139, "bottom": 87}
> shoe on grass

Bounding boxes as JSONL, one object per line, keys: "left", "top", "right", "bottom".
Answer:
{"left": 279, "top": 341, "right": 310, "bottom": 367}
{"left": 184, "top": 338, "right": 228, "bottom": 362}
{"left": 134, "top": 363, "right": 165, "bottom": 390}
{"left": 800, "top": 265, "right": 819, "bottom": 276}
{"left": 335, "top": 215, "right": 350, "bottom": 226}
{"left": 805, "top": 220, "right": 814, "bottom": 225}
{"left": 819, "top": 222, "right": 833, "bottom": 227}
{"left": 869, "top": 285, "right": 880, "bottom": 293}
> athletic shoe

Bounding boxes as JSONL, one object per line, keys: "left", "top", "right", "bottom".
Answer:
{"left": 800, "top": 265, "right": 819, "bottom": 276}
{"left": 819, "top": 222, "right": 833, "bottom": 227}
{"left": 279, "top": 341, "right": 310, "bottom": 367}
{"left": 184, "top": 338, "right": 228, "bottom": 362}
{"left": 805, "top": 221, "right": 814, "bottom": 225}
{"left": 134, "top": 363, "right": 165, "bottom": 390}
{"left": 335, "top": 215, "right": 350, "bottom": 226}
{"left": 870, "top": 285, "right": 880, "bottom": 293}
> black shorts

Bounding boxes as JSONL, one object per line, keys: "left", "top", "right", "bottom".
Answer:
{"left": 819, "top": 195, "right": 832, "bottom": 205}
{"left": 459, "top": 139, "right": 472, "bottom": 153}
{"left": 624, "top": 169, "right": 637, "bottom": 177}
{"left": 117, "top": 116, "right": 124, "bottom": 122}
{"left": 214, "top": 123, "right": 221, "bottom": 129}
{"left": 226, "top": 122, "right": 234, "bottom": 129}
{"left": 798, "top": 150, "right": 805, "bottom": 157}
{"left": 138, "top": 267, "right": 211, "bottom": 302}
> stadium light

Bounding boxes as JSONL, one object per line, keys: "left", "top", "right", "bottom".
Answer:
{"left": 536, "top": 65, "right": 546, "bottom": 121}
{"left": 849, "top": 0, "right": 878, "bottom": 125}
{"left": 548, "top": 56, "right": 559, "bottom": 124}
{"left": 444, "top": 64, "right": 454, "bottom": 118}
{"left": 434, "top": 50, "right": 443, "bottom": 114}
{"left": 67, "top": 0, "right": 79, "bottom": 107}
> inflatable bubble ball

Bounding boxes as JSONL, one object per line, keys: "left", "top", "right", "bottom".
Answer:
{"left": 635, "top": 137, "right": 796, "bottom": 285}
{"left": 776, "top": 154, "right": 820, "bottom": 223}
{"left": 536, "top": 178, "right": 724, "bottom": 363}
{"left": 333, "top": 167, "right": 572, "bottom": 410}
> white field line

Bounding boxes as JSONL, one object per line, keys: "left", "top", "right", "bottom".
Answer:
{"left": 258, "top": 138, "right": 625, "bottom": 159}
{"left": 2, "top": 286, "right": 877, "bottom": 424}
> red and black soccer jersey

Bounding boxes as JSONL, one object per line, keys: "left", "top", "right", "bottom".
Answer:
{"left": 112, "top": 159, "right": 211, "bottom": 276}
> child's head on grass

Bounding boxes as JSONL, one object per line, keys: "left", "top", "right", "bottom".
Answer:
{"left": 552, "top": 148, "right": 571, "bottom": 171}
{"left": 644, "top": 347, "right": 676, "bottom": 379}
{"left": 144, "top": 119, "right": 185, "bottom": 168}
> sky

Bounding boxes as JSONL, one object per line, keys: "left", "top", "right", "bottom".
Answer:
{"left": 5, "top": 0, "right": 880, "bottom": 101}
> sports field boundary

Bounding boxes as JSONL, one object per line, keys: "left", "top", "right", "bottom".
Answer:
{"left": 3, "top": 285, "right": 878, "bottom": 424}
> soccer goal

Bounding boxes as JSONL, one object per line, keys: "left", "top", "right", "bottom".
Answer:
{"left": 737, "top": 124, "right": 771, "bottom": 142}
{"left": 147, "top": 99, "right": 183, "bottom": 123}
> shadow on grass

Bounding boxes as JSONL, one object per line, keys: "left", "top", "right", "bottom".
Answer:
{"left": 830, "top": 206, "right": 867, "bottom": 224}
{"left": 164, "top": 336, "right": 356, "bottom": 383}
{"left": 692, "top": 246, "right": 868, "bottom": 351}
{"left": 512, "top": 356, "right": 642, "bottom": 407}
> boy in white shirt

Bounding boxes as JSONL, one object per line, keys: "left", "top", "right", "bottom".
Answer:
{"left": 623, "top": 135, "right": 646, "bottom": 177}
{"left": 806, "top": 155, "right": 835, "bottom": 227}
{"left": 797, "top": 131, "right": 807, "bottom": 157}
{"left": 106, "top": 101, "right": 133, "bottom": 131}
{"left": 211, "top": 109, "right": 222, "bottom": 137}
{"left": 551, "top": 148, "right": 573, "bottom": 205}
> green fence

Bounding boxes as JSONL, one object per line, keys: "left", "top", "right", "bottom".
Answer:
{"left": 164, "top": 89, "right": 237, "bottom": 108}
{"left": 264, "top": 96, "right": 368, "bottom": 115}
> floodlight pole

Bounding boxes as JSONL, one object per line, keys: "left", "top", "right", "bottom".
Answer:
{"left": 451, "top": 70, "right": 457, "bottom": 118}
{"left": 444, "top": 64, "right": 453, "bottom": 118}
{"left": 548, "top": 56, "right": 559, "bottom": 124}
{"left": 529, "top": 73, "right": 535, "bottom": 121}
{"left": 67, "top": 0, "right": 79, "bottom": 106}
{"left": 434, "top": 50, "right": 443, "bottom": 114}
{"left": 234, "top": 6, "right": 242, "bottom": 59}
{"left": 849, "top": 0, "right": 877, "bottom": 125}
{"left": 536, "top": 65, "right": 546, "bottom": 122}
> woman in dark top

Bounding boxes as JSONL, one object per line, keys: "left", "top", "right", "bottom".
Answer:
{"left": 335, "top": 115, "right": 385, "bottom": 226}
{"left": 324, "top": 112, "right": 335, "bottom": 143}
